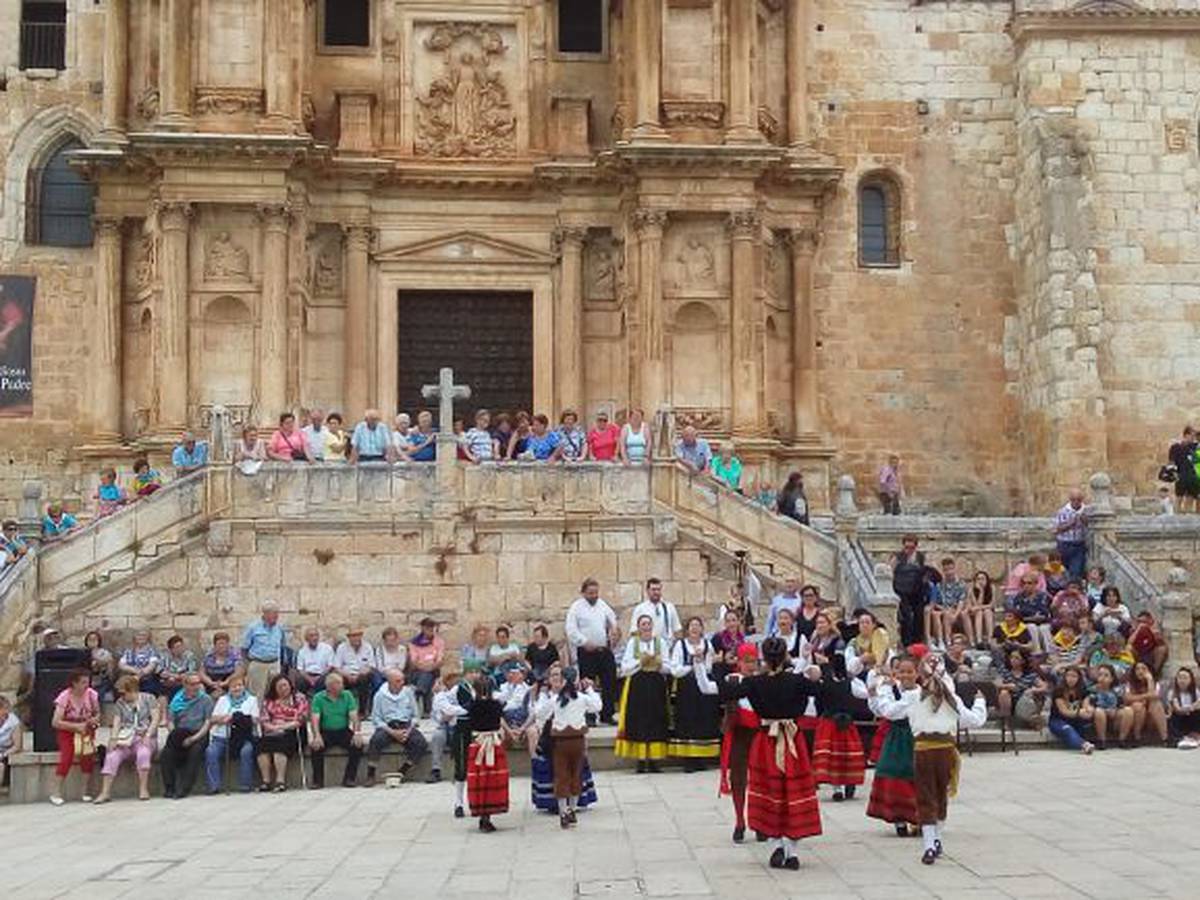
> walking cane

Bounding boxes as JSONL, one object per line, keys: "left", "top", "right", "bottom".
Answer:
{"left": 223, "top": 729, "right": 232, "bottom": 795}
{"left": 296, "top": 722, "right": 308, "bottom": 791}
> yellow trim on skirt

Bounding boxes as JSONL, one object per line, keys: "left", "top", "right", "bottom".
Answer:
{"left": 614, "top": 676, "right": 669, "bottom": 761}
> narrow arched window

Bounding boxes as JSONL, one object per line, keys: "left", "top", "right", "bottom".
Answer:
{"left": 858, "top": 174, "right": 900, "bottom": 267}
{"left": 27, "top": 138, "right": 94, "bottom": 247}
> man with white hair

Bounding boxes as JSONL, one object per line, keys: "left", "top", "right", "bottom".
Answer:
{"left": 365, "top": 668, "right": 428, "bottom": 786}
{"left": 241, "top": 601, "right": 286, "bottom": 697}
{"left": 301, "top": 407, "right": 332, "bottom": 461}
{"left": 293, "top": 626, "right": 334, "bottom": 695}
{"left": 171, "top": 431, "right": 208, "bottom": 474}
{"left": 349, "top": 409, "right": 394, "bottom": 464}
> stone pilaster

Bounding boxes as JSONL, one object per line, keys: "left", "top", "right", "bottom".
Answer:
{"left": 157, "top": 0, "right": 193, "bottom": 130}
{"left": 157, "top": 202, "right": 193, "bottom": 430}
{"left": 343, "top": 224, "right": 373, "bottom": 419}
{"left": 633, "top": 209, "right": 668, "bottom": 417}
{"left": 726, "top": 0, "right": 762, "bottom": 144}
{"left": 257, "top": 204, "right": 291, "bottom": 422}
{"left": 98, "top": 0, "right": 129, "bottom": 144}
{"left": 555, "top": 226, "right": 587, "bottom": 414}
{"left": 785, "top": 0, "right": 809, "bottom": 146}
{"left": 91, "top": 216, "right": 124, "bottom": 439}
{"left": 728, "top": 210, "right": 762, "bottom": 436}
{"left": 263, "top": 0, "right": 302, "bottom": 131}
{"left": 788, "top": 226, "right": 820, "bottom": 436}
{"left": 631, "top": 0, "right": 666, "bottom": 141}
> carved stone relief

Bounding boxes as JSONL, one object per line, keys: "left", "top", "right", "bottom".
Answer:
{"left": 194, "top": 87, "right": 265, "bottom": 116}
{"left": 310, "top": 228, "right": 344, "bottom": 297}
{"left": 134, "top": 229, "right": 156, "bottom": 292}
{"left": 414, "top": 22, "right": 517, "bottom": 158}
{"left": 135, "top": 87, "right": 160, "bottom": 122}
{"left": 665, "top": 220, "right": 728, "bottom": 297}
{"left": 586, "top": 231, "right": 620, "bottom": 302}
{"left": 1164, "top": 120, "right": 1189, "bottom": 154}
{"left": 203, "top": 231, "right": 251, "bottom": 282}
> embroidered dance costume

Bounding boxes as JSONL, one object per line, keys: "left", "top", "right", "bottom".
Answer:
{"left": 695, "top": 645, "right": 760, "bottom": 842}
{"left": 465, "top": 695, "right": 509, "bottom": 830}
{"left": 866, "top": 680, "right": 918, "bottom": 831}
{"left": 668, "top": 637, "right": 722, "bottom": 764}
{"left": 450, "top": 680, "right": 475, "bottom": 817}
{"left": 615, "top": 635, "right": 672, "bottom": 765}
{"left": 811, "top": 673, "right": 868, "bottom": 797}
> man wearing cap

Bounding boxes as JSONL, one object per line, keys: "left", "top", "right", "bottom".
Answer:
{"left": 333, "top": 627, "right": 377, "bottom": 714}
{"left": 407, "top": 617, "right": 445, "bottom": 714}
{"left": 241, "top": 601, "right": 286, "bottom": 697}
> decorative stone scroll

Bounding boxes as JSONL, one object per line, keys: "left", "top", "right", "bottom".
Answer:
{"left": 194, "top": 87, "right": 265, "bottom": 116}
{"left": 415, "top": 22, "right": 517, "bottom": 158}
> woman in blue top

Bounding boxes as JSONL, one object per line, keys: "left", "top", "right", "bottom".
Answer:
{"left": 524, "top": 414, "right": 564, "bottom": 462}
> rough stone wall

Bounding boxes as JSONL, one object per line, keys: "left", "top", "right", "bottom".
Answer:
{"left": 811, "top": 0, "right": 1021, "bottom": 513}
{"left": 1014, "top": 22, "right": 1200, "bottom": 507}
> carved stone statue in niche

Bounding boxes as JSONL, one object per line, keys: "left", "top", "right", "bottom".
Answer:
{"left": 204, "top": 231, "right": 250, "bottom": 281}
{"left": 134, "top": 231, "right": 156, "bottom": 291}
{"left": 676, "top": 238, "right": 716, "bottom": 288}
{"left": 313, "top": 240, "right": 342, "bottom": 294}
{"left": 587, "top": 238, "right": 618, "bottom": 301}
{"left": 415, "top": 22, "right": 516, "bottom": 158}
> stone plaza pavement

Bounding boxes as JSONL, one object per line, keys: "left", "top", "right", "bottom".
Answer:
{"left": 2, "top": 750, "right": 1199, "bottom": 900}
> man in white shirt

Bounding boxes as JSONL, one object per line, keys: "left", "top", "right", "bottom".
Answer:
{"left": 301, "top": 408, "right": 332, "bottom": 461}
{"left": 628, "top": 577, "right": 682, "bottom": 642}
{"left": 565, "top": 577, "right": 620, "bottom": 725}
{"left": 292, "top": 627, "right": 335, "bottom": 695}
{"left": 333, "top": 627, "right": 376, "bottom": 714}
{"left": 765, "top": 576, "right": 802, "bottom": 637}
{"left": 426, "top": 672, "right": 468, "bottom": 784}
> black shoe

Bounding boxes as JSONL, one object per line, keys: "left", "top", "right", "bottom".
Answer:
{"left": 599, "top": 717, "right": 617, "bottom": 727}
{"left": 257, "top": 783, "right": 272, "bottom": 793}
{"left": 894, "top": 823, "right": 909, "bottom": 837}
{"left": 648, "top": 761, "right": 662, "bottom": 773}
{"left": 732, "top": 826, "right": 745, "bottom": 843}
{"left": 341, "top": 779, "right": 357, "bottom": 788}
{"left": 922, "top": 849, "right": 937, "bottom": 866}
{"left": 399, "top": 761, "right": 414, "bottom": 778}
{"left": 567, "top": 810, "right": 577, "bottom": 825}
{"left": 425, "top": 770, "right": 442, "bottom": 784}
{"left": 585, "top": 714, "right": 597, "bottom": 727}
{"left": 454, "top": 805, "right": 465, "bottom": 819}
{"left": 560, "top": 814, "right": 571, "bottom": 830}
{"left": 480, "top": 818, "right": 497, "bottom": 833}
{"left": 768, "top": 848, "right": 786, "bottom": 869}
{"left": 309, "top": 782, "right": 323, "bottom": 791}
{"left": 832, "top": 788, "right": 845, "bottom": 802}
{"left": 636, "top": 761, "right": 648, "bottom": 774}
{"left": 783, "top": 857, "right": 800, "bottom": 871}
{"left": 844, "top": 785, "right": 856, "bottom": 800}
{"left": 756, "top": 831, "right": 768, "bottom": 843}
{"left": 273, "top": 783, "right": 286, "bottom": 793}
{"left": 934, "top": 839, "right": 944, "bottom": 857}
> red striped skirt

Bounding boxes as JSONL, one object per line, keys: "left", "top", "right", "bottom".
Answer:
{"left": 812, "top": 718, "right": 866, "bottom": 786}
{"left": 466, "top": 740, "right": 510, "bottom": 817}
{"left": 866, "top": 776, "right": 918, "bottom": 825}
{"left": 745, "top": 727, "right": 823, "bottom": 841}
{"left": 869, "top": 719, "right": 891, "bottom": 764}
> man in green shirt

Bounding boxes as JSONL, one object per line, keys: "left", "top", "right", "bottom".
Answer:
{"left": 309, "top": 673, "right": 364, "bottom": 788}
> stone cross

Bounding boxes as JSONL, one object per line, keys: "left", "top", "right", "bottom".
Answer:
{"left": 421, "top": 367, "right": 471, "bottom": 431}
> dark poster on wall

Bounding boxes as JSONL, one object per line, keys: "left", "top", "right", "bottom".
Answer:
{"left": 0, "top": 275, "right": 35, "bottom": 417}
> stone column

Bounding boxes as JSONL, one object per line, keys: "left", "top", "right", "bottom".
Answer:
{"left": 157, "top": 0, "right": 193, "bottom": 130}
{"left": 726, "top": 0, "right": 762, "bottom": 144}
{"left": 343, "top": 225, "right": 373, "bottom": 419}
{"left": 264, "top": 0, "right": 301, "bottom": 131}
{"left": 257, "top": 204, "right": 291, "bottom": 421}
{"left": 98, "top": 0, "right": 129, "bottom": 143}
{"left": 92, "top": 216, "right": 124, "bottom": 439}
{"left": 788, "top": 227, "right": 819, "bottom": 435}
{"left": 785, "top": 0, "right": 809, "bottom": 145}
{"left": 632, "top": 0, "right": 666, "bottom": 140}
{"left": 555, "top": 226, "right": 587, "bottom": 414}
{"left": 728, "top": 210, "right": 761, "bottom": 436}
{"left": 633, "top": 209, "right": 668, "bottom": 417}
{"left": 158, "top": 202, "right": 193, "bottom": 430}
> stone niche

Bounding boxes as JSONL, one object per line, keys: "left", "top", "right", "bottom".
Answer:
{"left": 664, "top": 217, "right": 729, "bottom": 299}
{"left": 408, "top": 19, "right": 523, "bottom": 158}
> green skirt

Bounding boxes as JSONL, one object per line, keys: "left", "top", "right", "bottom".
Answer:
{"left": 874, "top": 719, "right": 914, "bottom": 781}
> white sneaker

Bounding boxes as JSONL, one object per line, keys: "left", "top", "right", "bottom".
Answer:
{"left": 81, "top": 794, "right": 94, "bottom": 803}
{"left": 1176, "top": 737, "right": 1198, "bottom": 750}
{"left": 49, "top": 795, "right": 65, "bottom": 806}
{"left": 1081, "top": 742, "right": 1094, "bottom": 755}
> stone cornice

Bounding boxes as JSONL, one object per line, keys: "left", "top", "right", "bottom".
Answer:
{"left": 1011, "top": 8, "right": 1200, "bottom": 42}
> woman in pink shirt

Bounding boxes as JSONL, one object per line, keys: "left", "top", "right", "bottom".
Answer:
{"left": 586, "top": 411, "right": 620, "bottom": 462}
{"left": 407, "top": 617, "right": 446, "bottom": 712}
{"left": 268, "top": 413, "right": 313, "bottom": 462}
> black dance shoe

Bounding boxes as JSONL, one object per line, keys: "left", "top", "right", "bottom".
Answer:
{"left": 783, "top": 857, "right": 800, "bottom": 871}
{"left": 768, "top": 848, "right": 786, "bottom": 869}
{"left": 732, "top": 826, "right": 745, "bottom": 843}
{"left": 921, "top": 849, "right": 937, "bottom": 866}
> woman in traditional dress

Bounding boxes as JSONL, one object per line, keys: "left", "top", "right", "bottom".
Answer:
{"left": 615, "top": 614, "right": 672, "bottom": 772}
{"left": 536, "top": 666, "right": 602, "bottom": 828}
{"left": 530, "top": 665, "right": 599, "bottom": 814}
{"left": 668, "top": 616, "right": 722, "bottom": 770}
{"left": 465, "top": 679, "right": 508, "bottom": 833}
{"left": 696, "top": 642, "right": 762, "bottom": 843}
{"left": 810, "top": 657, "right": 868, "bottom": 802}
{"left": 866, "top": 654, "right": 920, "bottom": 835}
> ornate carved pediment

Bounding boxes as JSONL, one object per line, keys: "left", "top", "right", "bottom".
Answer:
{"left": 373, "top": 230, "right": 555, "bottom": 265}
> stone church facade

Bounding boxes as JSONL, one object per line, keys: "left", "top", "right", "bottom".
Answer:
{"left": 1, "top": 0, "right": 1198, "bottom": 515}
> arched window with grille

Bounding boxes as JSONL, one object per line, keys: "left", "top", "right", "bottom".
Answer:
{"left": 26, "top": 137, "right": 94, "bottom": 247}
{"left": 857, "top": 173, "right": 901, "bottom": 267}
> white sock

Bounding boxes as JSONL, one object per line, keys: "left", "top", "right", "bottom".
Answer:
{"left": 783, "top": 837, "right": 797, "bottom": 859}
{"left": 454, "top": 781, "right": 465, "bottom": 806}
{"left": 921, "top": 825, "right": 937, "bottom": 853}
{"left": 936, "top": 821, "right": 945, "bottom": 841}
{"left": 558, "top": 798, "right": 569, "bottom": 815}
{"left": 771, "top": 837, "right": 784, "bottom": 853}
{"left": 570, "top": 795, "right": 579, "bottom": 812}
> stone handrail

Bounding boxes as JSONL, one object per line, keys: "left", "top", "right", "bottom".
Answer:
{"left": 0, "top": 552, "right": 39, "bottom": 690}
{"left": 1094, "top": 536, "right": 1164, "bottom": 621}
{"left": 839, "top": 536, "right": 877, "bottom": 609}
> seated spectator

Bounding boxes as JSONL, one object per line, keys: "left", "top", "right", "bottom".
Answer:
{"left": 391, "top": 413, "right": 412, "bottom": 459}
{"left": 1003, "top": 553, "right": 1047, "bottom": 601}
{"left": 1093, "top": 586, "right": 1131, "bottom": 636}
{"left": 809, "top": 611, "right": 845, "bottom": 666}
{"left": 1089, "top": 632, "right": 1134, "bottom": 682}
{"left": 333, "top": 627, "right": 377, "bottom": 714}
{"left": 95, "top": 468, "right": 129, "bottom": 517}
{"left": 49, "top": 669, "right": 100, "bottom": 805}
{"left": 1047, "top": 666, "right": 1095, "bottom": 755}
{"left": 463, "top": 409, "right": 499, "bottom": 463}
{"left": 365, "top": 669, "right": 428, "bottom": 786}
{"left": 488, "top": 625, "right": 525, "bottom": 682}
{"left": 159, "top": 634, "right": 197, "bottom": 705}
{"left": 408, "top": 617, "right": 445, "bottom": 712}
{"left": 991, "top": 609, "right": 1034, "bottom": 657}
{"left": 492, "top": 413, "right": 516, "bottom": 460}
{"left": 94, "top": 674, "right": 160, "bottom": 803}
{"left": 325, "top": 412, "right": 349, "bottom": 460}
{"left": 1043, "top": 550, "right": 1070, "bottom": 596}
{"left": 1050, "top": 580, "right": 1090, "bottom": 633}
{"left": 293, "top": 627, "right": 334, "bottom": 695}
{"left": 406, "top": 411, "right": 438, "bottom": 462}
{"left": 159, "top": 673, "right": 213, "bottom": 799}
{"left": 1088, "top": 664, "right": 1130, "bottom": 750}
{"left": 233, "top": 424, "right": 267, "bottom": 475}
{"left": 309, "top": 673, "right": 364, "bottom": 789}
{"left": 0, "top": 694, "right": 24, "bottom": 789}
{"left": 929, "top": 557, "right": 968, "bottom": 650}
{"left": 525, "top": 625, "right": 561, "bottom": 683}
{"left": 524, "top": 414, "right": 563, "bottom": 462}
{"left": 268, "top": 412, "right": 312, "bottom": 462}
{"left": 1123, "top": 661, "right": 1168, "bottom": 747}
{"left": 995, "top": 648, "right": 1047, "bottom": 728}
{"left": 1076, "top": 613, "right": 1104, "bottom": 663}
{"left": 1167, "top": 667, "right": 1200, "bottom": 749}
{"left": 507, "top": 411, "right": 533, "bottom": 459}
{"left": 1048, "top": 622, "right": 1087, "bottom": 675}
{"left": 1084, "top": 565, "right": 1107, "bottom": 608}
{"left": 962, "top": 571, "right": 996, "bottom": 651}
{"left": 1128, "top": 611, "right": 1168, "bottom": 676}
{"left": 585, "top": 411, "right": 619, "bottom": 462}
{"left": 1, "top": 519, "right": 29, "bottom": 569}
{"left": 775, "top": 472, "right": 809, "bottom": 526}
{"left": 710, "top": 443, "right": 743, "bottom": 492}
{"left": 171, "top": 431, "right": 208, "bottom": 474}
{"left": 131, "top": 457, "right": 163, "bottom": 498}
{"left": 674, "top": 425, "right": 711, "bottom": 474}
{"left": 847, "top": 610, "right": 889, "bottom": 674}
{"left": 1007, "top": 574, "right": 1052, "bottom": 653}
{"left": 498, "top": 666, "right": 538, "bottom": 754}
{"left": 375, "top": 626, "right": 409, "bottom": 684}
{"left": 943, "top": 633, "right": 975, "bottom": 686}
{"left": 557, "top": 410, "right": 586, "bottom": 461}
{"left": 349, "top": 409, "right": 394, "bottom": 464}
{"left": 461, "top": 625, "right": 493, "bottom": 678}
{"left": 257, "top": 673, "right": 309, "bottom": 792}
{"left": 41, "top": 503, "right": 78, "bottom": 542}
{"left": 301, "top": 408, "right": 331, "bottom": 461}
{"left": 85, "top": 630, "right": 115, "bottom": 702}
{"left": 200, "top": 631, "right": 243, "bottom": 695}
{"left": 205, "top": 673, "right": 259, "bottom": 793}
{"left": 618, "top": 408, "right": 651, "bottom": 465}
{"left": 118, "top": 630, "right": 162, "bottom": 697}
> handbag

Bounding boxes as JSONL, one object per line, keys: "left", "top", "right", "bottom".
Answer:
{"left": 1159, "top": 463, "right": 1178, "bottom": 483}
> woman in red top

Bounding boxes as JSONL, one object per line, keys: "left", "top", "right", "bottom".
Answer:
{"left": 257, "top": 674, "right": 310, "bottom": 791}
{"left": 585, "top": 411, "right": 620, "bottom": 462}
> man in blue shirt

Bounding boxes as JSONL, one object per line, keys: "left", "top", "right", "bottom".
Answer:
{"left": 674, "top": 425, "right": 711, "bottom": 474}
{"left": 172, "top": 432, "right": 209, "bottom": 474}
{"left": 364, "top": 669, "right": 429, "bottom": 786}
{"left": 764, "top": 576, "right": 802, "bottom": 637}
{"left": 349, "top": 409, "right": 394, "bottom": 463}
{"left": 241, "top": 601, "right": 286, "bottom": 696}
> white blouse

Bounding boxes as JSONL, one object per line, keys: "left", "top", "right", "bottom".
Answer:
{"left": 620, "top": 636, "right": 670, "bottom": 677}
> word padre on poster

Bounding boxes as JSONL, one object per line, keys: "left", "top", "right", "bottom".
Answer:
{"left": 0, "top": 275, "right": 35, "bottom": 417}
